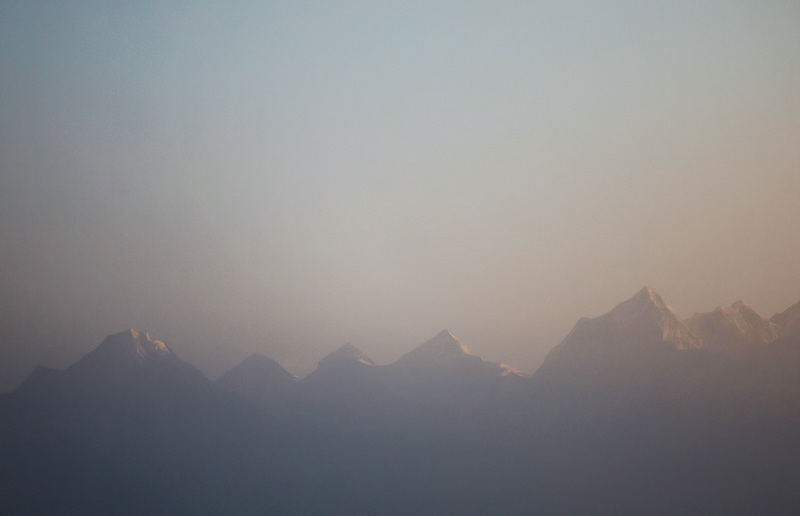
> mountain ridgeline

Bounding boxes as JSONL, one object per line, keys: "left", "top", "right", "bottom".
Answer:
{"left": 3, "top": 288, "right": 800, "bottom": 515}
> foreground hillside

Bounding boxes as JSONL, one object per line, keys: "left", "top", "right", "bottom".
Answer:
{"left": 2, "top": 289, "right": 800, "bottom": 515}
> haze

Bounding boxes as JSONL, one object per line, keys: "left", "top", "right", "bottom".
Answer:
{"left": 1, "top": 1, "right": 798, "bottom": 392}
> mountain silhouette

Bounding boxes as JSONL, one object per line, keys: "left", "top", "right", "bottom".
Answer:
{"left": 215, "top": 353, "right": 298, "bottom": 412}
{"left": 3, "top": 289, "right": 800, "bottom": 515}
{"left": 771, "top": 298, "right": 800, "bottom": 338}
{"left": 533, "top": 287, "right": 701, "bottom": 393}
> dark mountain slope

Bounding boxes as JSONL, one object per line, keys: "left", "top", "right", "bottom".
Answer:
{"left": 215, "top": 353, "right": 298, "bottom": 412}
{"left": 382, "top": 330, "right": 527, "bottom": 406}
{"left": 533, "top": 287, "right": 701, "bottom": 397}
{"left": 772, "top": 299, "right": 800, "bottom": 338}
{"left": 3, "top": 291, "right": 800, "bottom": 515}
{"left": 0, "top": 330, "right": 290, "bottom": 515}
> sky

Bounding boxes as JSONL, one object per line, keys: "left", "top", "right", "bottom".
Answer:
{"left": 1, "top": 1, "right": 799, "bottom": 391}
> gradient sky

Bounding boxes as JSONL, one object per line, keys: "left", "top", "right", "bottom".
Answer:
{"left": 1, "top": 1, "right": 799, "bottom": 391}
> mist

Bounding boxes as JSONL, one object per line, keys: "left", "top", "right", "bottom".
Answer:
{"left": 1, "top": 1, "right": 799, "bottom": 392}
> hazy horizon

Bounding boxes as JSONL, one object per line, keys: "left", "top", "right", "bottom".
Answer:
{"left": 1, "top": 1, "right": 799, "bottom": 391}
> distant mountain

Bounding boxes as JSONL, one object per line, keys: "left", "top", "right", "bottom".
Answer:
{"left": 533, "top": 286, "right": 701, "bottom": 391}
{"left": 78, "top": 328, "right": 175, "bottom": 366}
{"left": 685, "top": 301, "right": 778, "bottom": 356}
{"left": 296, "top": 331, "right": 526, "bottom": 410}
{"left": 0, "top": 330, "right": 258, "bottom": 515}
{"left": 4, "top": 292, "right": 800, "bottom": 515}
{"left": 393, "top": 330, "right": 519, "bottom": 374}
{"left": 771, "top": 299, "right": 800, "bottom": 338}
{"left": 317, "top": 341, "right": 376, "bottom": 368}
{"left": 13, "top": 329, "right": 210, "bottom": 405}
{"left": 6, "top": 329, "right": 217, "bottom": 443}
{"left": 291, "top": 331, "right": 530, "bottom": 432}
{"left": 215, "top": 353, "right": 298, "bottom": 411}
{"left": 384, "top": 330, "right": 526, "bottom": 405}
{"left": 1, "top": 330, "right": 307, "bottom": 515}
{"left": 295, "top": 342, "right": 397, "bottom": 412}
{"left": 608, "top": 286, "right": 703, "bottom": 350}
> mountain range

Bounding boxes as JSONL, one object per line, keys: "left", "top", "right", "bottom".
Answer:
{"left": 2, "top": 287, "right": 800, "bottom": 515}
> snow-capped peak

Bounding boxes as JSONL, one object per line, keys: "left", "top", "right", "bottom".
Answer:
{"left": 67, "top": 329, "right": 181, "bottom": 376}
{"left": 95, "top": 329, "right": 172, "bottom": 363}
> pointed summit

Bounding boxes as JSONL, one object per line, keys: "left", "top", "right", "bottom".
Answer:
{"left": 395, "top": 330, "right": 523, "bottom": 376}
{"left": 435, "top": 329, "right": 458, "bottom": 339}
{"left": 608, "top": 286, "right": 664, "bottom": 327}
{"left": 216, "top": 354, "right": 297, "bottom": 410}
{"left": 607, "top": 286, "right": 701, "bottom": 350}
{"left": 730, "top": 300, "right": 748, "bottom": 310}
{"left": 633, "top": 285, "right": 664, "bottom": 304}
{"left": 14, "top": 329, "right": 209, "bottom": 412}
{"left": 217, "top": 354, "right": 297, "bottom": 388}
{"left": 611, "top": 286, "right": 662, "bottom": 317}
{"left": 398, "top": 330, "right": 473, "bottom": 363}
{"left": 397, "top": 331, "right": 523, "bottom": 374}
{"left": 298, "top": 343, "right": 390, "bottom": 411}
{"left": 73, "top": 329, "right": 178, "bottom": 373}
{"left": 535, "top": 287, "right": 701, "bottom": 387}
{"left": 317, "top": 342, "right": 374, "bottom": 370}
{"left": 384, "top": 330, "right": 525, "bottom": 405}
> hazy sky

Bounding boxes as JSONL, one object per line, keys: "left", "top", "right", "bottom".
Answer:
{"left": 1, "top": 1, "right": 799, "bottom": 391}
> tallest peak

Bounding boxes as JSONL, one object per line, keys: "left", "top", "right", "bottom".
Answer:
{"left": 605, "top": 287, "right": 701, "bottom": 350}
{"left": 618, "top": 286, "right": 669, "bottom": 312}
{"left": 634, "top": 286, "right": 663, "bottom": 304}
{"left": 613, "top": 286, "right": 668, "bottom": 316}
{"left": 435, "top": 329, "right": 457, "bottom": 340}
